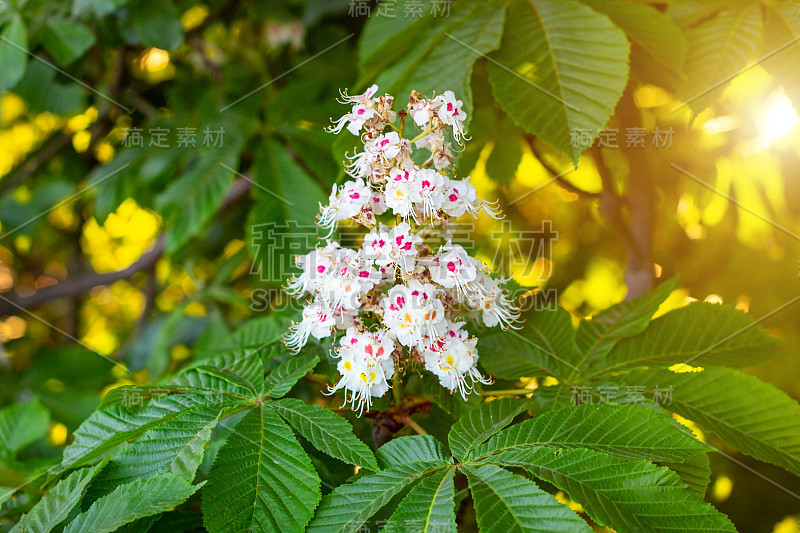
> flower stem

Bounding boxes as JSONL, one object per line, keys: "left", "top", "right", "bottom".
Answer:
{"left": 400, "top": 414, "right": 428, "bottom": 435}
{"left": 409, "top": 127, "right": 433, "bottom": 144}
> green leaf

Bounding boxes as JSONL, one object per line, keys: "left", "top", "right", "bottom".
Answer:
{"left": 247, "top": 138, "right": 327, "bottom": 283}
{"left": 11, "top": 462, "right": 107, "bottom": 533}
{"left": 485, "top": 118, "right": 523, "bottom": 184}
{"left": 0, "top": 16, "right": 28, "bottom": 91}
{"left": 594, "top": 303, "right": 781, "bottom": 377}
{"left": 377, "top": 0, "right": 506, "bottom": 125}
{"left": 462, "top": 463, "right": 591, "bottom": 533}
{"left": 87, "top": 405, "right": 220, "bottom": 498}
{"left": 175, "top": 349, "right": 265, "bottom": 398}
{"left": 759, "top": 2, "right": 800, "bottom": 115}
{"left": 308, "top": 460, "right": 449, "bottom": 532}
{"left": 678, "top": 4, "right": 762, "bottom": 115}
{"left": 448, "top": 398, "right": 529, "bottom": 461}
{"left": 155, "top": 137, "right": 242, "bottom": 254}
{"left": 478, "top": 305, "right": 578, "bottom": 381}
{"left": 40, "top": 20, "right": 95, "bottom": 67}
{"left": 618, "top": 367, "right": 800, "bottom": 477}
{"left": 487, "top": 0, "right": 630, "bottom": 163}
{"left": 0, "top": 398, "right": 48, "bottom": 457}
{"left": 262, "top": 353, "right": 319, "bottom": 398}
{"left": 63, "top": 474, "right": 201, "bottom": 533}
{"left": 572, "top": 276, "right": 677, "bottom": 376}
{"left": 210, "top": 315, "right": 292, "bottom": 351}
{"left": 0, "top": 397, "right": 49, "bottom": 455}
{"left": 486, "top": 447, "right": 736, "bottom": 532}
{"left": 129, "top": 0, "right": 184, "bottom": 50}
{"left": 382, "top": 467, "right": 457, "bottom": 533}
{"left": 472, "top": 404, "right": 707, "bottom": 463}
{"left": 663, "top": 451, "right": 712, "bottom": 498}
{"left": 358, "top": 0, "right": 432, "bottom": 75}
{"left": 203, "top": 404, "right": 320, "bottom": 533}
{"left": 579, "top": 0, "right": 687, "bottom": 76}
{"left": 376, "top": 435, "right": 448, "bottom": 469}
{"left": 272, "top": 398, "right": 379, "bottom": 471}
{"left": 60, "top": 392, "right": 218, "bottom": 469}
{"left": 14, "top": 61, "right": 85, "bottom": 114}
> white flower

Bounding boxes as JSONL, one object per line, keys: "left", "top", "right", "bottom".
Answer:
{"left": 370, "top": 192, "right": 388, "bottom": 215}
{"left": 435, "top": 90, "right": 467, "bottom": 144}
{"left": 318, "top": 179, "right": 372, "bottom": 237}
{"left": 410, "top": 99, "right": 434, "bottom": 127}
{"left": 285, "top": 241, "right": 344, "bottom": 296}
{"left": 344, "top": 149, "right": 374, "bottom": 179}
{"left": 414, "top": 168, "right": 445, "bottom": 221}
{"left": 371, "top": 132, "right": 402, "bottom": 163}
{"left": 319, "top": 255, "right": 381, "bottom": 311}
{"left": 326, "top": 328, "right": 395, "bottom": 414}
{"left": 387, "top": 222, "right": 421, "bottom": 274}
{"left": 284, "top": 302, "right": 336, "bottom": 353}
{"left": 384, "top": 166, "right": 420, "bottom": 222}
{"left": 428, "top": 240, "right": 480, "bottom": 298}
{"left": 469, "top": 271, "right": 522, "bottom": 329}
{"left": 415, "top": 130, "right": 453, "bottom": 171}
{"left": 381, "top": 280, "right": 445, "bottom": 348}
{"left": 421, "top": 334, "right": 491, "bottom": 399}
{"left": 441, "top": 176, "right": 501, "bottom": 219}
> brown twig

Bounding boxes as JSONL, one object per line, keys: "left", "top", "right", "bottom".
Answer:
{"left": 0, "top": 178, "right": 252, "bottom": 316}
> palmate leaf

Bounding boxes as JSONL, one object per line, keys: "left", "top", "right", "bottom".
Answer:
{"left": 271, "top": 398, "right": 379, "bottom": 471}
{"left": 572, "top": 276, "right": 677, "bottom": 376}
{"left": 86, "top": 404, "right": 221, "bottom": 498}
{"left": 448, "top": 398, "right": 530, "bottom": 461}
{"left": 678, "top": 4, "right": 762, "bottom": 115}
{"left": 262, "top": 353, "right": 320, "bottom": 398}
{"left": 307, "top": 460, "right": 450, "bottom": 533}
{"left": 60, "top": 392, "right": 221, "bottom": 470}
{"left": 203, "top": 404, "right": 320, "bottom": 533}
{"left": 63, "top": 474, "right": 201, "bottom": 533}
{"left": 471, "top": 404, "right": 707, "bottom": 463}
{"left": 487, "top": 0, "right": 630, "bottom": 163}
{"left": 590, "top": 303, "right": 780, "bottom": 378}
{"left": 382, "top": 467, "right": 457, "bottom": 533}
{"left": 0, "top": 397, "right": 49, "bottom": 455}
{"left": 478, "top": 306, "right": 578, "bottom": 381}
{"left": 462, "top": 463, "right": 592, "bottom": 533}
{"left": 376, "top": 435, "right": 448, "bottom": 469}
{"left": 209, "top": 315, "right": 292, "bottom": 352}
{"left": 486, "top": 447, "right": 736, "bottom": 532}
{"left": 619, "top": 367, "right": 800, "bottom": 477}
{"left": 11, "top": 461, "right": 107, "bottom": 533}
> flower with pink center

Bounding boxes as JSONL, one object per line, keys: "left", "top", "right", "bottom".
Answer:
{"left": 435, "top": 90, "right": 467, "bottom": 144}
{"left": 387, "top": 222, "right": 421, "bottom": 274}
{"left": 380, "top": 280, "right": 446, "bottom": 348}
{"left": 384, "top": 166, "right": 420, "bottom": 221}
{"left": 468, "top": 270, "right": 522, "bottom": 329}
{"left": 284, "top": 302, "right": 336, "bottom": 353}
{"left": 317, "top": 179, "right": 372, "bottom": 238}
{"left": 441, "top": 176, "right": 501, "bottom": 219}
{"left": 370, "top": 132, "right": 402, "bottom": 163}
{"left": 415, "top": 130, "right": 453, "bottom": 171}
{"left": 370, "top": 192, "right": 388, "bottom": 215}
{"left": 414, "top": 168, "right": 445, "bottom": 221}
{"left": 420, "top": 333, "right": 491, "bottom": 399}
{"left": 428, "top": 240, "right": 480, "bottom": 298}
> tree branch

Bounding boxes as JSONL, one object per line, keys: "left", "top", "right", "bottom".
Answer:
{"left": 0, "top": 178, "right": 252, "bottom": 316}
{"left": 526, "top": 136, "right": 601, "bottom": 200}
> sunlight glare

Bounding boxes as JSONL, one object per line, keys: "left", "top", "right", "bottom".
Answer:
{"left": 754, "top": 91, "right": 799, "bottom": 150}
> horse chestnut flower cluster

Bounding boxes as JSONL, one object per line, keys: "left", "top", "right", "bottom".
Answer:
{"left": 283, "top": 85, "right": 520, "bottom": 414}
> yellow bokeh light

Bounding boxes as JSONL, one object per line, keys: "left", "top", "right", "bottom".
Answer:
{"left": 711, "top": 475, "right": 733, "bottom": 502}
{"left": 754, "top": 90, "right": 799, "bottom": 151}
{"left": 141, "top": 48, "right": 170, "bottom": 73}
{"left": 49, "top": 423, "right": 68, "bottom": 447}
